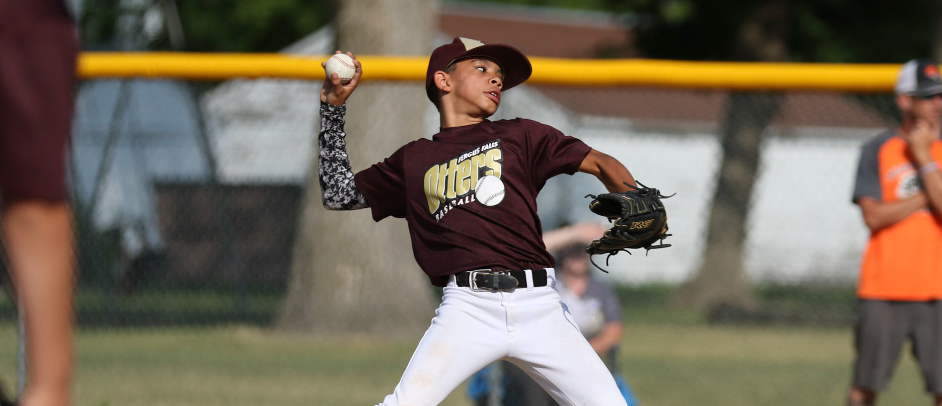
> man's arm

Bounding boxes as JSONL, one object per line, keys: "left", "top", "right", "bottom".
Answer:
{"left": 578, "top": 149, "right": 635, "bottom": 192}
{"left": 588, "top": 322, "right": 623, "bottom": 356}
{"left": 919, "top": 169, "right": 942, "bottom": 217}
{"left": 857, "top": 195, "right": 928, "bottom": 232}
{"left": 901, "top": 119, "right": 942, "bottom": 217}
{"left": 590, "top": 282, "right": 625, "bottom": 356}
{"left": 542, "top": 222, "right": 605, "bottom": 252}
{"left": 318, "top": 52, "right": 369, "bottom": 210}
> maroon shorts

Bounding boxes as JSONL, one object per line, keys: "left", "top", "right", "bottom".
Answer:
{"left": 0, "top": 0, "right": 78, "bottom": 204}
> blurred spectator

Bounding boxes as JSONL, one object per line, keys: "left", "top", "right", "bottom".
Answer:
{"left": 848, "top": 58, "right": 942, "bottom": 406}
{"left": 470, "top": 222, "right": 637, "bottom": 406}
{"left": 556, "top": 242, "right": 624, "bottom": 361}
{"left": 0, "top": 0, "right": 79, "bottom": 405}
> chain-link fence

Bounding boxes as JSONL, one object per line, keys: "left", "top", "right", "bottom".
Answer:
{"left": 0, "top": 66, "right": 912, "bottom": 404}
{"left": 22, "top": 79, "right": 896, "bottom": 327}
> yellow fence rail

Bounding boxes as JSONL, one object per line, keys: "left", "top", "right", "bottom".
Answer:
{"left": 78, "top": 52, "right": 902, "bottom": 93}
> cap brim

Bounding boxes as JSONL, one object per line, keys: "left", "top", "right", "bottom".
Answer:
{"left": 911, "top": 85, "right": 942, "bottom": 97}
{"left": 450, "top": 44, "right": 533, "bottom": 92}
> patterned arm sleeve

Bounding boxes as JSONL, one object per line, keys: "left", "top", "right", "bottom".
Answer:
{"left": 318, "top": 102, "right": 370, "bottom": 210}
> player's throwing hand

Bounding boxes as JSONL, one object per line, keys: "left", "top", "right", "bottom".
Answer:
{"left": 320, "top": 51, "right": 362, "bottom": 106}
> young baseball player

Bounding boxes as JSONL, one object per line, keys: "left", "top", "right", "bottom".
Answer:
{"left": 319, "top": 38, "right": 636, "bottom": 406}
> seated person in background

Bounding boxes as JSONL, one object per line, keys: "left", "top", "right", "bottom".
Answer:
{"left": 471, "top": 222, "right": 637, "bottom": 406}
{"left": 545, "top": 221, "right": 624, "bottom": 360}
{"left": 555, "top": 242, "right": 624, "bottom": 362}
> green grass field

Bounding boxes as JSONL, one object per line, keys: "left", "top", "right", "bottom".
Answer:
{"left": 0, "top": 316, "right": 932, "bottom": 406}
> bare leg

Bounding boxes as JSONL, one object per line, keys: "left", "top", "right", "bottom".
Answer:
{"left": 847, "top": 387, "right": 875, "bottom": 406}
{"left": 1, "top": 202, "right": 75, "bottom": 406}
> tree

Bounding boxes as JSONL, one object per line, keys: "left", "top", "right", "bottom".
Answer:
{"left": 599, "top": 0, "right": 942, "bottom": 310}
{"left": 276, "top": 0, "right": 440, "bottom": 337}
{"left": 667, "top": 2, "right": 790, "bottom": 310}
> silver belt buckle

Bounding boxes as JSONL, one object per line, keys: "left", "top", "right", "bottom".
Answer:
{"left": 469, "top": 269, "right": 517, "bottom": 292}
{"left": 468, "top": 269, "right": 488, "bottom": 292}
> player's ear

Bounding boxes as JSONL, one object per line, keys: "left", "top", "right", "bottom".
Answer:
{"left": 434, "top": 71, "right": 452, "bottom": 92}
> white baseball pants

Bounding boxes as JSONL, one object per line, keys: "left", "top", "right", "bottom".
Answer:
{"left": 376, "top": 269, "right": 628, "bottom": 406}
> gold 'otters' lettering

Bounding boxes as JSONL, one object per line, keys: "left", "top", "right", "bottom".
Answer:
{"left": 469, "top": 154, "right": 486, "bottom": 190}
{"left": 423, "top": 142, "right": 504, "bottom": 216}
{"left": 484, "top": 149, "right": 502, "bottom": 178}
{"left": 424, "top": 163, "right": 448, "bottom": 214}
{"left": 445, "top": 158, "right": 460, "bottom": 199}
{"left": 455, "top": 159, "right": 473, "bottom": 196}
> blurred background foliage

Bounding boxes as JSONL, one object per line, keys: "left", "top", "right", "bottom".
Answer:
{"left": 81, "top": 0, "right": 333, "bottom": 52}
{"left": 80, "top": 0, "right": 942, "bottom": 61}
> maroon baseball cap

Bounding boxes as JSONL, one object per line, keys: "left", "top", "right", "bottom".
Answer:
{"left": 425, "top": 37, "right": 533, "bottom": 104}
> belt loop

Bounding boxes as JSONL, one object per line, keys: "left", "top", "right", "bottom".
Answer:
{"left": 525, "top": 269, "right": 534, "bottom": 291}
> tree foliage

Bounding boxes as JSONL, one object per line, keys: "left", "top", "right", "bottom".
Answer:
{"left": 602, "top": 0, "right": 942, "bottom": 63}
{"left": 174, "top": 0, "right": 331, "bottom": 52}
{"left": 81, "top": 0, "right": 332, "bottom": 52}
{"left": 453, "top": 0, "right": 941, "bottom": 62}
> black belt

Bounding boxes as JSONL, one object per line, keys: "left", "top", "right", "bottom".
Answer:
{"left": 455, "top": 269, "right": 548, "bottom": 291}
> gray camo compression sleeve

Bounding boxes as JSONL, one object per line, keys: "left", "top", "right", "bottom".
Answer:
{"left": 318, "top": 102, "right": 369, "bottom": 210}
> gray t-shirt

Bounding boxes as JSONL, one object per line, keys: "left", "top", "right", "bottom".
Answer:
{"left": 558, "top": 277, "right": 622, "bottom": 339}
{"left": 852, "top": 129, "right": 895, "bottom": 204}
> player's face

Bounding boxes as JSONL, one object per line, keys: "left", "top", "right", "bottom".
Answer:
{"left": 448, "top": 58, "right": 504, "bottom": 117}
{"left": 561, "top": 255, "right": 589, "bottom": 278}
{"left": 904, "top": 93, "right": 942, "bottom": 125}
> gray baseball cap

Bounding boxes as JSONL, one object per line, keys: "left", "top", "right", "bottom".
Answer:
{"left": 895, "top": 58, "right": 942, "bottom": 96}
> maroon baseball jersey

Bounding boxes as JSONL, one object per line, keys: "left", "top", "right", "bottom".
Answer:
{"left": 354, "top": 118, "right": 591, "bottom": 286}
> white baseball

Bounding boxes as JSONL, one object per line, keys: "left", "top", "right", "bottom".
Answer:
{"left": 325, "top": 53, "right": 356, "bottom": 84}
{"left": 475, "top": 175, "right": 505, "bottom": 207}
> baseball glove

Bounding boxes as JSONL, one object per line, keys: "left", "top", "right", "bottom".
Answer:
{"left": 584, "top": 181, "right": 673, "bottom": 272}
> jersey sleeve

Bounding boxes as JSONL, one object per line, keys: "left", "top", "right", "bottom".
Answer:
{"left": 519, "top": 119, "right": 592, "bottom": 187}
{"left": 852, "top": 137, "right": 884, "bottom": 204}
{"left": 354, "top": 145, "right": 409, "bottom": 221}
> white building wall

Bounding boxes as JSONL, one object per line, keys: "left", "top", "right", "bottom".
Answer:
{"left": 202, "top": 25, "right": 879, "bottom": 286}
{"left": 537, "top": 130, "right": 874, "bottom": 286}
